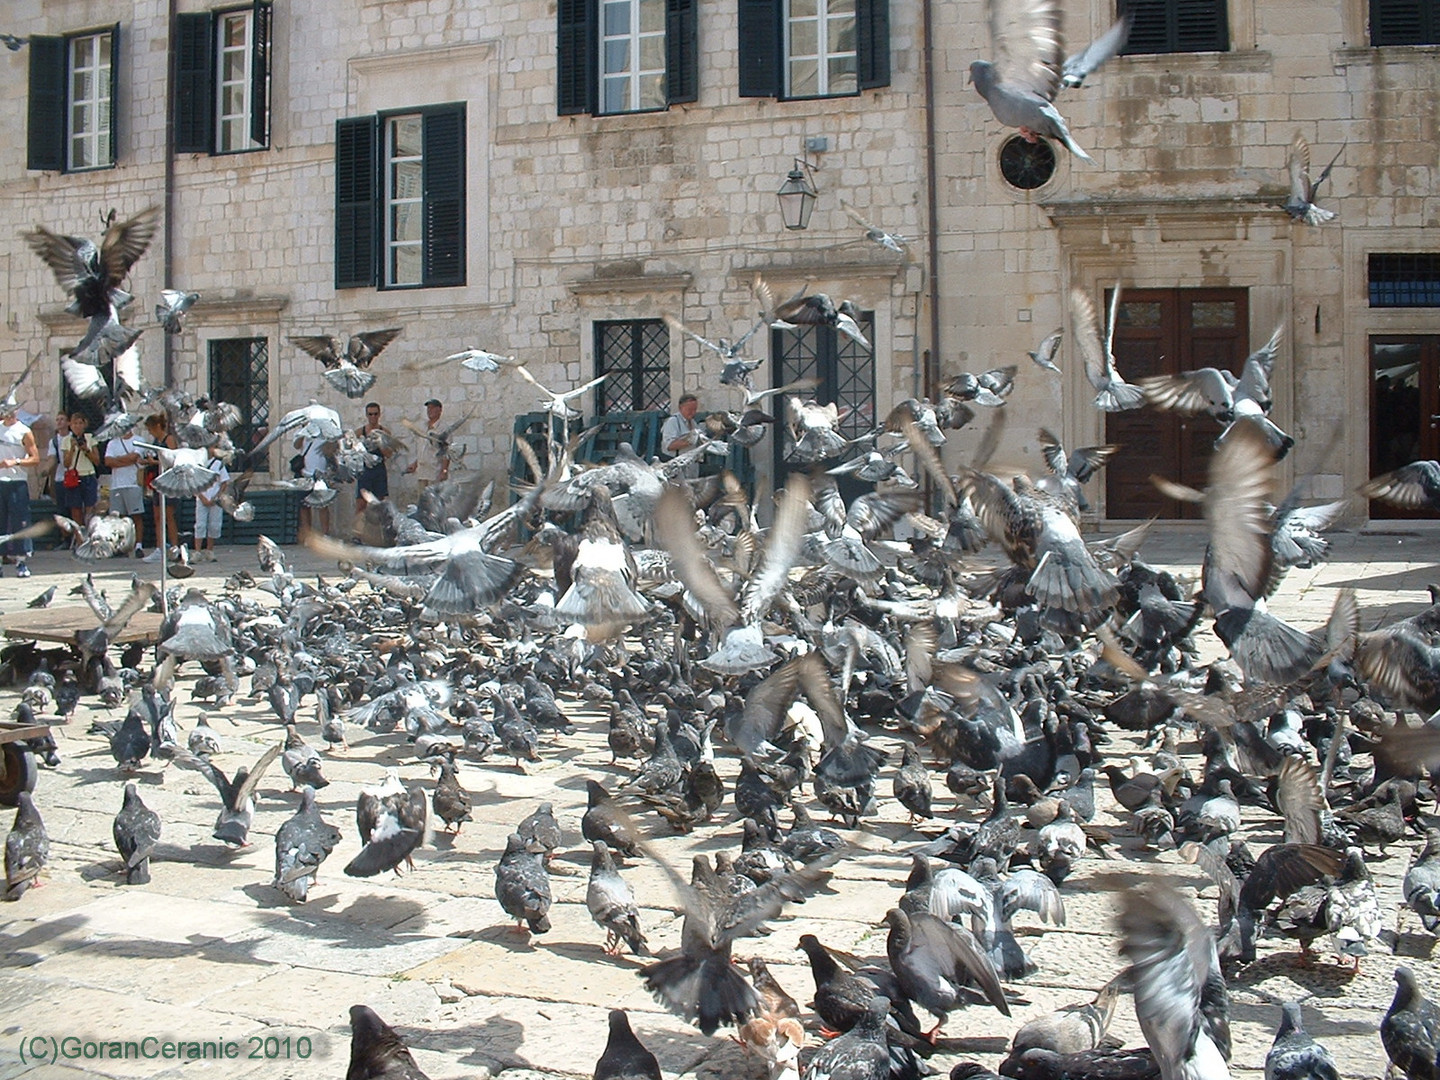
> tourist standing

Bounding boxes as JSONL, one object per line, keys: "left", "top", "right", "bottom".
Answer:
{"left": 354, "top": 401, "right": 394, "bottom": 515}
{"left": 58, "top": 412, "right": 100, "bottom": 527}
{"left": 104, "top": 423, "right": 148, "bottom": 557}
{"left": 0, "top": 405, "right": 39, "bottom": 577}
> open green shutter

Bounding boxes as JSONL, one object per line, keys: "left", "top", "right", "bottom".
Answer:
{"left": 250, "top": 1, "right": 272, "bottom": 146}
{"left": 106, "top": 23, "right": 120, "bottom": 165}
{"left": 738, "top": 0, "right": 781, "bottom": 97}
{"left": 334, "top": 115, "right": 378, "bottom": 289}
{"left": 857, "top": 0, "right": 890, "bottom": 89}
{"left": 26, "top": 36, "right": 66, "bottom": 171}
{"left": 174, "top": 12, "right": 215, "bottom": 153}
{"left": 557, "top": 0, "right": 596, "bottom": 115}
{"left": 666, "top": 0, "right": 699, "bottom": 104}
{"left": 422, "top": 105, "right": 466, "bottom": 287}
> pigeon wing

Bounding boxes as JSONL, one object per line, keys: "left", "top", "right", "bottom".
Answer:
{"left": 99, "top": 206, "right": 161, "bottom": 289}
{"left": 991, "top": 0, "right": 1063, "bottom": 100}
{"left": 291, "top": 336, "right": 341, "bottom": 368}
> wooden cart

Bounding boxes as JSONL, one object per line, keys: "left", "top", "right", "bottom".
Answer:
{"left": 0, "top": 717, "right": 55, "bottom": 806}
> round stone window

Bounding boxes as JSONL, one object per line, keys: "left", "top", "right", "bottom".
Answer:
{"left": 999, "top": 136, "right": 1057, "bottom": 190}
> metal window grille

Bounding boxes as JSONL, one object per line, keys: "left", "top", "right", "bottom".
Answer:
{"left": 772, "top": 311, "right": 875, "bottom": 476}
{"left": 1369, "top": 253, "right": 1440, "bottom": 307}
{"left": 208, "top": 337, "right": 270, "bottom": 470}
{"left": 594, "top": 320, "right": 670, "bottom": 413}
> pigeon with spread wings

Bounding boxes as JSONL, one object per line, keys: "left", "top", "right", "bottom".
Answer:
{"left": 1285, "top": 134, "right": 1343, "bottom": 226}
{"left": 1071, "top": 285, "right": 1143, "bottom": 412}
{"left": 172, "top": 743, "right": 282, "bottom": 846}
{"left": 291, "top": 328, "right": 402, "bottom": 399}
{"left": 23, "top": 206, "right": 158, "bottom": 374}
{"left": 971, "top": 0, "right": 1093, "bottom": 162}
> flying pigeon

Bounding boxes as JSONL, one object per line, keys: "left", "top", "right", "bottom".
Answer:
{"left": 1060, "top": 13, "right": 1132, "bottom": 88}
{"left": 1285, "top": 134, "right": 1342, "bottom": 226}
{"left": 971, "top": 0, "right": 1094, "bottom": 162}
{"left": 155, "top": 289, "right": 200, "bottom": 333}
{"left": 1071, "top": 285, "right": 1143, "bottom": 411}
{"left": 290, "top": 328, "right": 403, "bottom": 398}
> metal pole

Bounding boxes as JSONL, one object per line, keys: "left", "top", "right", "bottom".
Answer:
{"left": 158, "top": 492, "right": 169, "bottom": 616}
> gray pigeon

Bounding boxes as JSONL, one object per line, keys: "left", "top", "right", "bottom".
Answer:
{"left": 431, "top": 759, "right": 473, "bottom": 833}
{"left": 495, "top": 832, "right": 552, "bottom": 935}
{"left": 587, "top": 840, "right": 648, "bottom": 956}
{"left": 517, "top": 801, "right": 562, "bottom": 859}
{"left": 281, "top": 724, "right": 328, "bottom": 790}
{"left": 1284, "top": 134, "right": 1342, "bottom": 226}
{"left": 5, "top": 792, "right": 49, "bottom": 900}
{"left": 347, "top": 785, "right": 427, "bottom": 877}
{"left": 175, "top": 743, "right": 282, "bottom": 846}
{"left": 188, "top": 716, "right": 222, "bottom": 757}
{"left": 274, "top": 785, "right": 343, "bottom": 903}
{"left": 347, "top": 1005, "right": 431, "bottom": 1080}
{"left": 112, "top": 781, "right": 161, "bottom": 885}
{"left": 971, "top": 0, "right": 1094, "bottom": 162}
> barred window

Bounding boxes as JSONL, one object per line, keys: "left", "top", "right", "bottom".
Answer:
{"left": 1369, "top": 253, "right": 1440, "bottom": 307}
{"left": 208, "top": 337, "right": 270, "bottom": 470}
{"left": 595, "top": 320, "right": 670, "bottom": 414}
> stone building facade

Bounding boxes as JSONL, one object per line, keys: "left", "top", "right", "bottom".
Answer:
{"left": 0, "top": 0, "right": 1436, "bottom": 525}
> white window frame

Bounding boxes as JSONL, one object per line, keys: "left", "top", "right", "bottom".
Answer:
{"left": 216, "top": 9, "right": 262, "bottom": 153}
{"left": 784, "top": 0, "right": 858, "bottom": 99}
{"left": 384, "top": 114, "right": 424, "bottom": 288}
{"left": 68, "top": 31, "right": 113, "bottom": 171}
{"left": 599, "top": 0, "right": 667, "bottom": 115}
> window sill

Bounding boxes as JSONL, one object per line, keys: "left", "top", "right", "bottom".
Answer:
{"left": 1114, "top": 49, "right": 1272, "bottom": 74}
{"left": 1334, "top": 43, "right": 1440, "bottom": 66}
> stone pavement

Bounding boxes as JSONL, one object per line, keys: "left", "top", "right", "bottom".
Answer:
{"left": 0, "top": 524, "right": 1437, "bottom": 1080}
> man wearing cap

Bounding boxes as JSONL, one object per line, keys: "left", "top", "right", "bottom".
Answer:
{"left": 405, "top": 398, "right": 449, "bottom": 488}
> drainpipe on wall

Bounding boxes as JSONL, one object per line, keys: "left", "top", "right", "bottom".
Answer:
{"left": 920, "top": 0, "right": 941, "bottom": 385}
{"left": 162, "top": 0, "right": 177, "bottom": 387}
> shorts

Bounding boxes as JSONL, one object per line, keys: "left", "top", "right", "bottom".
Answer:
{"left": 110, "top": 485, "right": 144, "bottom": 517}
{"left": 194, "top": 501, "right": 225, "bottom": 539}
{"left": 57, "top": 473, "right": 98, "bottom": 510}
{"left": 356, "top": 465, "right": 388, "bottom": 499}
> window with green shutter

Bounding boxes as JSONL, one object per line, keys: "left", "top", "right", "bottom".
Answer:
{"left": 557, "top": 0, "right": 697, "bottom": 115}
{"left": 172, "top": 2, "right": 272, "bottom": 156}
{"left": 1370, "top": 0, "right": 1438, "bottom": 44}
{"left": 334, "top": 104, "right": 466, "bottom": 291}
{"left": 26, "top": 25, "right": 119, "bottom": 173}
{"left": 739, "top": 0, "right": 889, "bottom": 99}
{"left": 1118, "top": 0, "right": 1229, "bottom": 55}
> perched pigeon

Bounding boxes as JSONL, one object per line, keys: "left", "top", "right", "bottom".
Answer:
{"left": 347, "top": 1005, "right": 430, "bottom": 1080}
{"left": 431, "top": 760, "right": 473, "bottom": 833}
{"left": 281, "top": 724, "right": 328, "bottom": 790}
{"left": 588, "top": 840, "right": 648, "bottom": 956}
{"left": 273, "top": 785, "right": 343, "bottom": 903}
{"left": 112, "top": 782, "right": 161, "bottom": 886}
{"left": 1264, "top": 1001, "right": 1338, "bottom": 1080}
{"left": 594, "top": 1010, "right": 662, "bottom": 1080}
{"left": 495, "top": 832, "right": 552, "bottom": 935}
{"left": 4, "top": 792, "right": 48, "bottom": 900}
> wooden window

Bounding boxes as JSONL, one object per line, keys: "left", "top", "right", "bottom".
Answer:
{"left": 741, "top": 0, "right": 888, "bottom": 97}
{"left": 27, "top": 26, "right": 120, "bottom": 172}
{"left": 559, "top": 0, "right": 696, "bottom": 115}
{"left": 334, "top": 104, "right": 465, "bottom": 290}
{"left": 174, "top": 3, "right": 271, "bottom": 155}
{"left": 1370, "top": 0, "right": 1439, "bottom": 44}
{"left": 1118, "top": 0, "right": 1229, "bottom": 55}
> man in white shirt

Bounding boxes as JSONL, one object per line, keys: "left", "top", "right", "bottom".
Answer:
{"left": 104, "top": 424, "right": 148, "bottom": 557}
{"left": 660, "top": 394, "right": 701, "bottom": 479}
{"left": 404, "top": 398, "right": 450, "bottom": 489}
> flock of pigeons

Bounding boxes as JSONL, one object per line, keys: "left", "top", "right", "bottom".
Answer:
{"left": 0, "top": 10, "right": 1415, "bottom": 1079}
{"left": 6, "top": 315, "right": 1440, "bottom": 1080}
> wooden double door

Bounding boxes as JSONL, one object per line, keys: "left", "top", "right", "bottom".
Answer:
{"left": 1103, "top": 287, "right": 1250, "bottom": 519}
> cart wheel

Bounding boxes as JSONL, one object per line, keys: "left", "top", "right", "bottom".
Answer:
{"left": 0, "top": 743, "right": 37, "bottom": 807}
